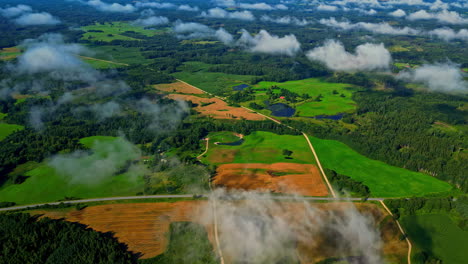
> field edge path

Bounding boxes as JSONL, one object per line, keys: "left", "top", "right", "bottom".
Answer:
{"left": 379, "top": 200, "right": 412, "bottom": 264}
{"left": 302, "top": 132, "right": 336, "bottom": 198}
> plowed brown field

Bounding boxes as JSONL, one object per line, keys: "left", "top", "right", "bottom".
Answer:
{"left": 34, "top": 201, "right": 406, "bottom": 263}
{"left": 65, "top": 201, "right": 211, "bottom": 259}
{"left": 167, "top": 94, "right": 265, "bottom": 121}
{"left": 214, "top": 163, "right": 329, "bottom": 196}
{"left": 154, "top": 82, "right": 205, "bottom": 94}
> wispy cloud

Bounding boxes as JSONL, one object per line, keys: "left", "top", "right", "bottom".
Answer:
{"left": 201, "top": 8, "right": 255, "bottom": 21}
{"left": 398, "top": 63, "right": 468, "bottom": 93}
{"left": 0, "top": 4, "right": 31, "bottom": 17}
{"left": 407, "top": 10, "right": 468, "bottom": 24}
{"left": 320, "top": 17, "right": 420, "bottom": 35}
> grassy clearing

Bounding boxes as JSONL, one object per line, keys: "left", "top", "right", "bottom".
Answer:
{"left": 90, "top": 45, "right": 150, "bottom": 65}
{"left": 0, "top": 123, "right": 24, "bottom": 141}
{"left": 0, "top": 136, "right": 145, "bottom": 205}
{"left": 81, "top": 22, "right": 158, "bottom": 42}
{"left": 140, "top": 222, "right": 218, "bottom": 264}
{"left": 172, "top": 62, "right": 256, "bottom": 94}
{"left": 0, "top": 47, "right": 21, "bottom": 61}
{"left": 309, "top": 137, "right": 452, "bottom": 197}
{"left": 203, "top": 131, "right": 316, "bottom": 165}
{"left": 401, "top": 214, "right": 468, "bottom": 264}
{"left": 253, "top": 78, "right": 359, "bottom": 116}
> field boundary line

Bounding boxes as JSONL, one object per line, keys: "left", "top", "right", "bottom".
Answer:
{"left": 379, "top": 200, "right": 412, "bottom": 264}
{"left": 302, "top": 132, "right": 337, "bottom": 198}
{"left": 78, "top": 55, "right": 129, "bottom": 66}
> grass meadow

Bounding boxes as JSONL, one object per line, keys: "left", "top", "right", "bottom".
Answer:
{"left": 253, "top": 78, "right": 359, "bottom": 116}
{"left": 309, "top": 136, "right": 453, "bottom": 197}
{"left": 202, "top": 131, "right": 316, "bottom": 165}
{"left": 81, "top": 22, "right": 159, "bottom": 42}
{"left": 0, "top": 136, "right": 145, "bottom": 205}
{"left": 0, "top": 123, "right": 24, "bottom": 141}
{"left": 172, "top": 62, "right": 256, "bottom": 94}
{"left": 401, "top": 214, "right": 468, "bottom": 264}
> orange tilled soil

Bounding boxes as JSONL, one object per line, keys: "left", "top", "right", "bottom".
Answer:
{"left": 154, "top": 82, "right": 204, "bottom": 94}
{"left": 214, "top": 163, "right": 329, "bottom": 196}
{"left": 65, "top": 201, "right": 212, "bottom": 259}
{"left": 167, "top": 94, "right": 265, "bottom": 121}
{"left": 35, "top": 201, "right": 406, "bottom": 263}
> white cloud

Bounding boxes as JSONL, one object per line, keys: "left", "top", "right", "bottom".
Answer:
{"left": 134, "top": 16, "right": 169, "bottom": 26}
{"left": 172, "top": 21, "right": 234, "bottom": 45}
{"left": 320, "top": 17, "right": 420, "bottom": 35}
{"left": 14, "top": 12, "right": 61, "bottom": 26}
{"left": 430, "top": 0, "right": 449, "bottom": 10}
{"left": 15, "top": 34, "right": 98, "bottom": 82}
{"left": 398, "top": 63, "right": 467, "bottom": 93}
{"left": 407, "top": 10, "right": 468, "bottom": 24}
{"left": 238, "top": 29, "right": 301, "bottom": 56}
{"left": 86, "top": 0, "right": 136, "bottom": 12}
{"left": 0, "top": 4, "right": 32, "bottom": 17}
{"left": 261, "top": 15, "right": 309, "bottom": 26}
{"left": 385, "top": 0, "right": 428, "bottom": 6}
{"left": 201, "top": 8, "right": 255, "bottom": 21}
{"left": 389, "top": 9, "right": 406, "bottom": 17}
{"left": 211, "top": 0, "right": 236, "bottom": 7}
{"left": 215, "top": 28, "right": 235, "bottom": 45}
{"left": 306, "top": 40, "right": 392, "bottom": 71}
{"left": 329, "top": 0, "right": 383, "bottom": 8}
{"left": 239, "top": 3, "right": 275, "bottom": 10}
{"left": 178, "top": 5, "right": 199, "bottom": 12}
{"left": 317, "top": 4, "right": 339, "bottom": 11}
{"left": 275, "top": 4, "right": 288, "bottom": 10}
{"left": 429, "top": 28, "right": 468, "bottom": 41}
{"left": 135, "top": 2, "right": 175, "bottom": 9}
{"left": 359, "top": 8, "right": 377, "bottom": 15}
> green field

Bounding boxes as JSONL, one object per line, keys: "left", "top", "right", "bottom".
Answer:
{"left": 401, "top": 214, "right": 468, "bottom": 264}
{"left": 90, "top": 45, "right": 150, "bottom": 65}
{"left": 172, "top": 62, "right": 256, "bottom": 94}
{"left": 309, "top": 136, "right": 453, "bottom": 197}
{"left": 202, "top": 131, "right": 316, "bottom": 165}
{"left": 81, "top": 57, "right": 126, "bottom": 69}
{"left": 0, "top": 47, "right": 21, "bottom": 61}
{"left": 253, "top": 78, "right": 359, "bottom": 116}
{"left": 0, "top": 136, "right": 145, "bottom": 205}
{"left": 0, "top": 123, "right": 24, "bottom": 141}
{"left": 81, "top": 22, "right": 158, "bottom": 42}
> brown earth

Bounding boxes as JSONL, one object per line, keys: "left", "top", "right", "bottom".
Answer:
{"left": 34, "top": 201, "right": 406, "bottom": 263}
{"left": 167, "top": 93, "right": 265, "bottom": 121}
{"left": 48, "top": 201, "right": 212, "bottom": 259}
{"left": 154, "top": 82, "right": 205, "bottom": 94}
{"left": 214, "top": 163, "right": 329, "bottom": 196}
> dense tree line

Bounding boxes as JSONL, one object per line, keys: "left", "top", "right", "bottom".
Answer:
{"left": 325, "top": 169, "right": 370, "bottom": 197}
{"left": 385, "top": 196, "right": 468, "bottom": 228}
{"left": 0, "top": 213, "right": 136, "bottom": 264}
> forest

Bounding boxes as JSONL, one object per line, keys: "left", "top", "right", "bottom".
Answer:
{"left": 0, "top": 213, "right": 135, "bottom": 264}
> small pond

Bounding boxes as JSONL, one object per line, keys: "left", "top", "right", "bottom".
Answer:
{"left": 313, "top": 113, "right": 344, "bottom": 120}
{"left": 268, "top": 103, "right": 296, "bottom": 117}
{"left": 232, "top": 84, "right": 250, "bottom": 91}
